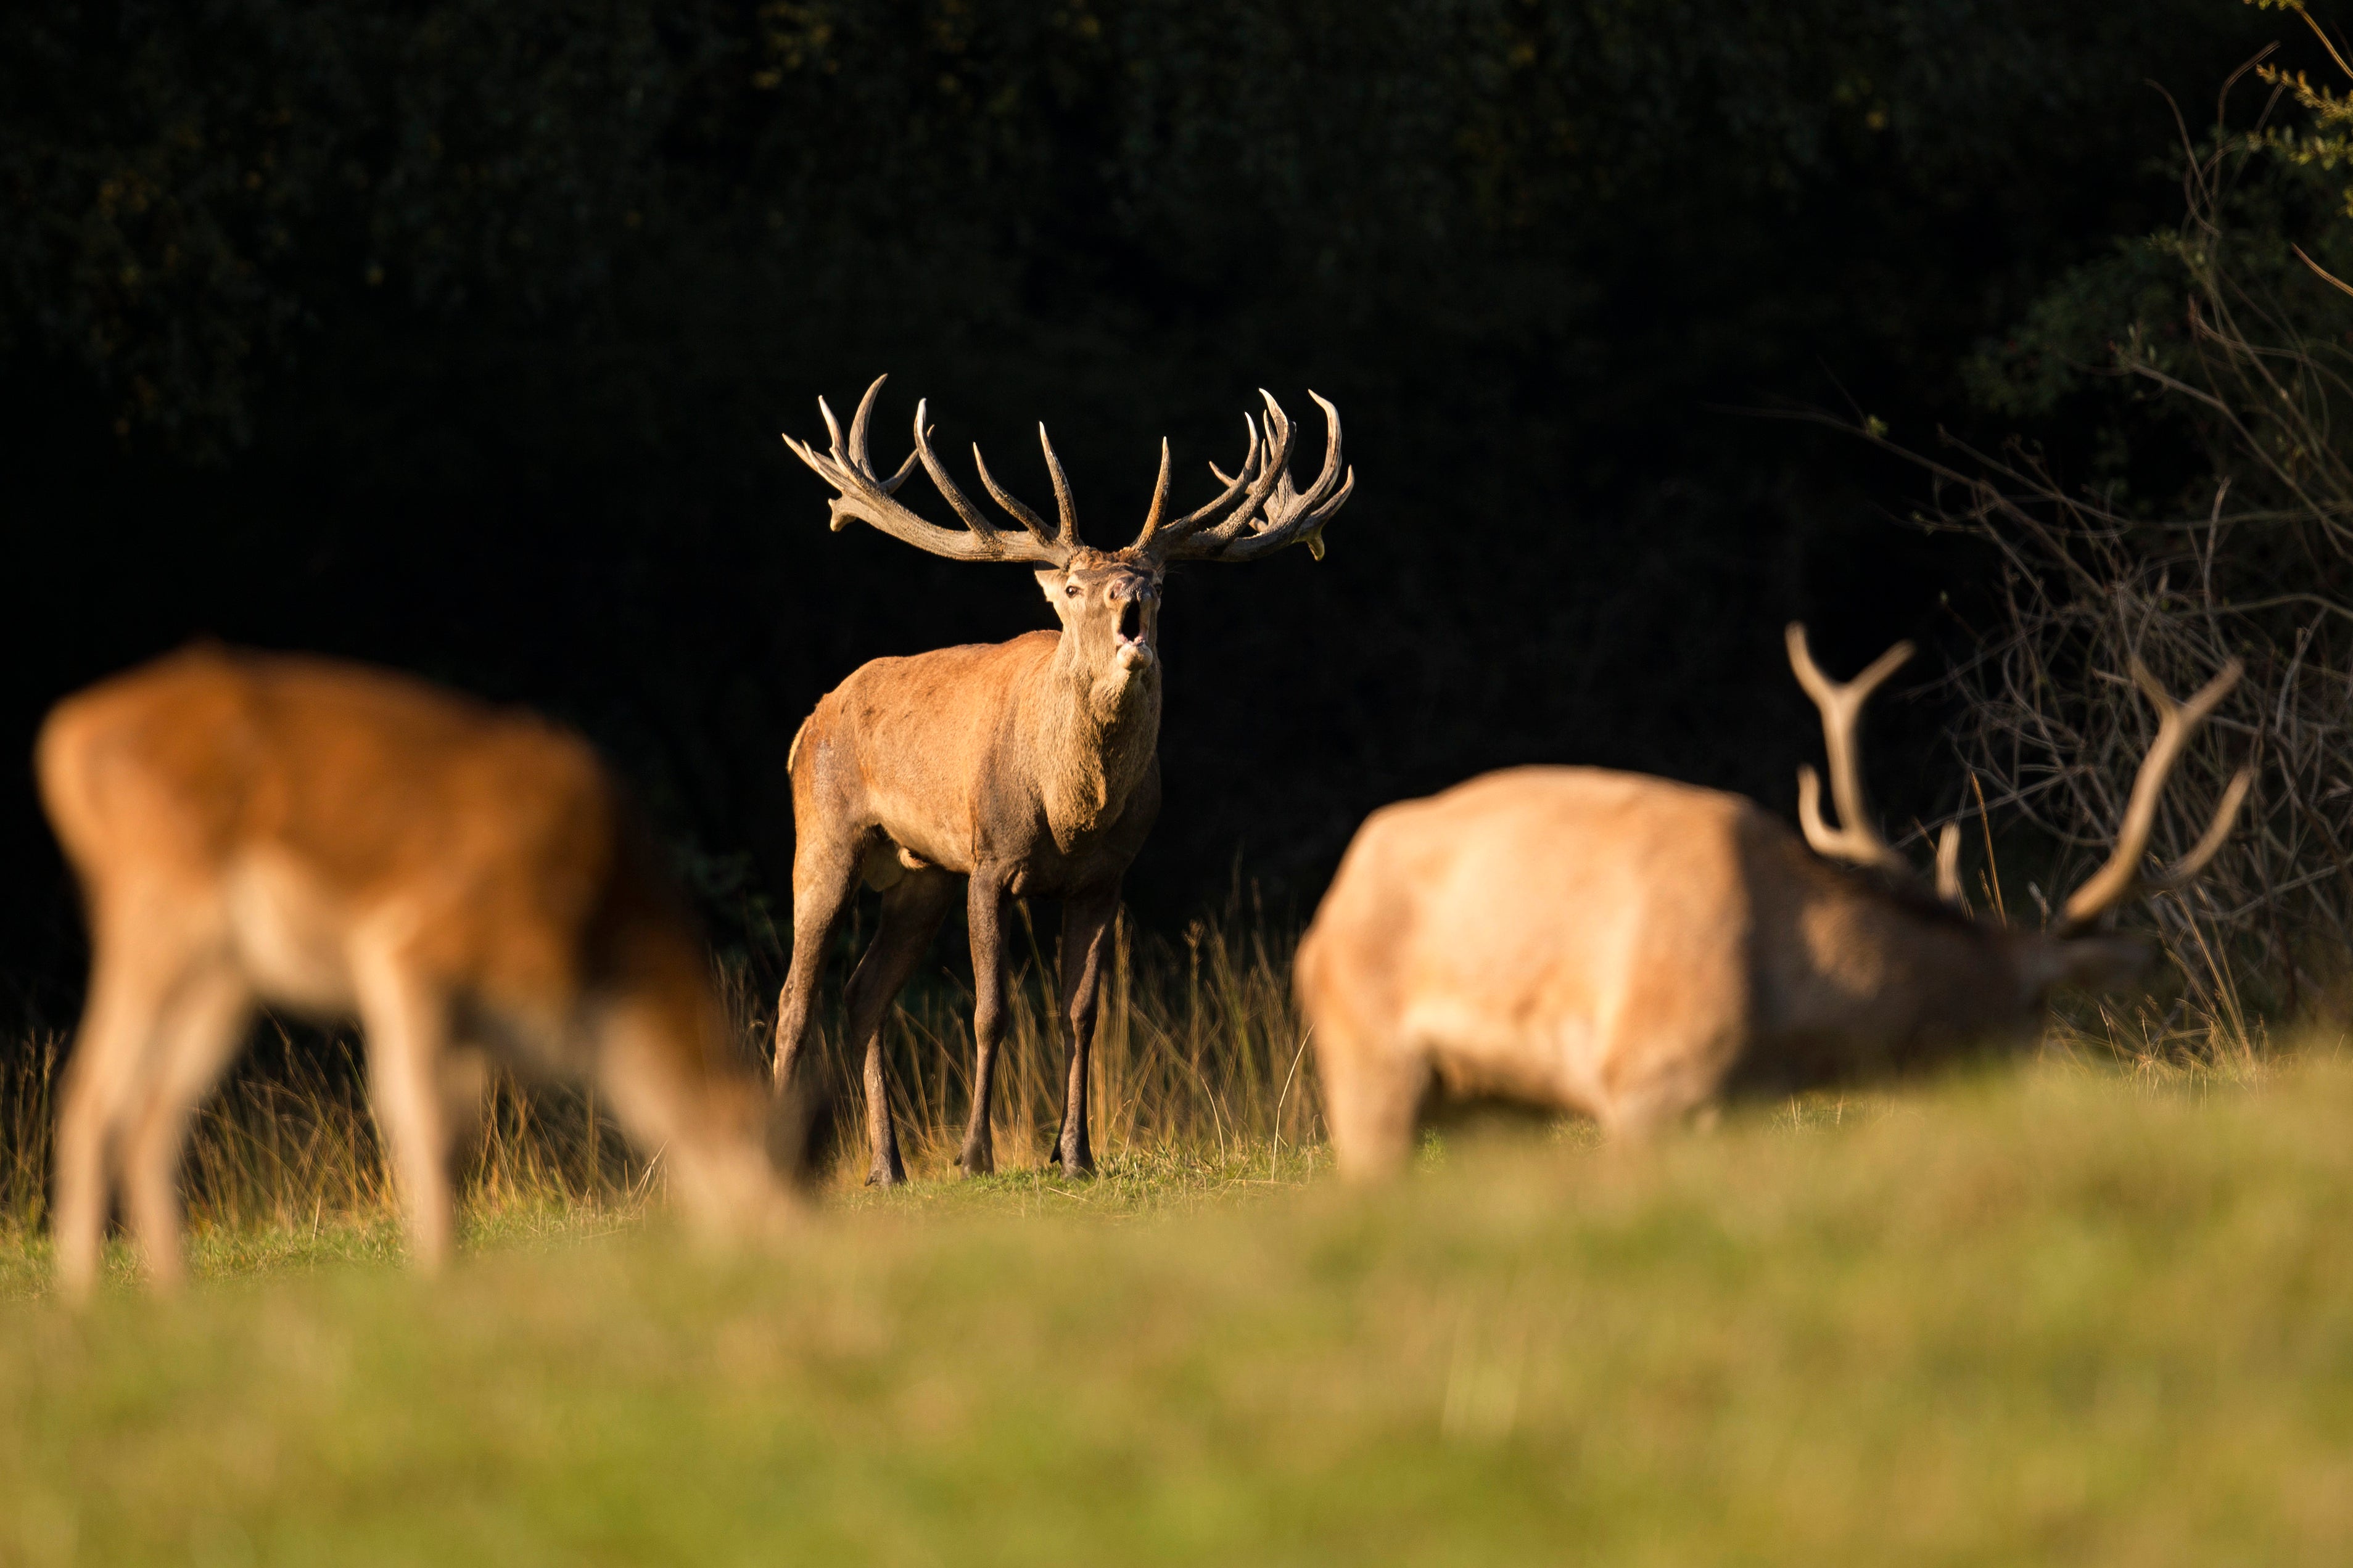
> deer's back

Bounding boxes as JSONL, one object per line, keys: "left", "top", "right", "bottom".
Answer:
{"left": 1300, "top": 766, "right": 1778, "bottom": 1112}
{"left": 38, "top": 644, "right": 646, "bottom": 1014}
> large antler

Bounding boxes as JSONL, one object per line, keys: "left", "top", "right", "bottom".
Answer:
{"left": 1786, "top": 625, "right": 1918, "bottom": 877}
{"left": 1134, "top": 391, "right": 1353, "bottom": 564}
{"left": 782, "top": 376, "right": 1078, "bottom": 565}
{"left": 2054, "top": 660, "right": 2253, "bottom": 934}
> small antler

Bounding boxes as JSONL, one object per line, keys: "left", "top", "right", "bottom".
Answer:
{"left": 1135, "top": 392, "right": 1353, "bottom": 564}
{"left": 781, "top": 376, "right": 1076, "bottom": 566}
{"left": 1787, "top": 624, "right": 1914, "bottom": 877}
{"left": 2054, "top": 660, "right": 2252, "bottom": 934}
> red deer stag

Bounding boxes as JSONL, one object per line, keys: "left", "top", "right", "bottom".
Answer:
{"left": 38, "top": 645, "right": 797, "bottom": 1297}
{"left": 774, "top": 376, "right": 1351, "bottom": 1183}
{"left": 1296, "top": 624, "right": 2252, "bottom": 1176}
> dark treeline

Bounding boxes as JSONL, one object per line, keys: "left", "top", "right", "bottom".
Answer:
{"left": 0, "top": 1, "right": 2287, "bottom": 1022}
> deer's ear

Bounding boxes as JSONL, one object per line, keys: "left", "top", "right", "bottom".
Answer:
{"left": 1035, "top": 569, "right": 1069, "bottom": 601}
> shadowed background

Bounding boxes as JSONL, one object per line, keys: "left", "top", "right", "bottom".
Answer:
{"left": 0, "top": 0, "right": 2288, "bottom": 1024}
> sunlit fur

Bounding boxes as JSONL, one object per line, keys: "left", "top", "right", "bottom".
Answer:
{"left": 38, "top": 644, "right": 796, "bottom": 1297}
{"left": 1296, "top": 767, "right": 2149, "bottom": 1178}
{"left": 774, "top": 554, "right": 1164, "bottom": 1183}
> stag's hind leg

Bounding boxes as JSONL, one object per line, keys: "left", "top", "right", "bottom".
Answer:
{"left": 841, "top": 869, "right": 956, "bottom": 1187}
{"left": 958, "top": 868, "right": 1012, "bottom": 1177}
{"left": 1053, "top": 887, "right": 1119, "bottom": 1178}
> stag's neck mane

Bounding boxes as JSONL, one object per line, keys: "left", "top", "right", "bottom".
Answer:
{"left": 1021, "top": 630, "right": 1161, "bottom": 853}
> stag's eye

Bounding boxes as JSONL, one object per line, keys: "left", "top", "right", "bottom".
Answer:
{"left": 1066, "top": 583, "right": 1080, "bottom": 597}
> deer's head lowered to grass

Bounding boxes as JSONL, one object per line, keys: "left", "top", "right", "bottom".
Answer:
{"left": 1295, "top": 623, "right": 2251, "bottom": 1178}
{"left": 773, "top": 377, "right": 1351, "bottom": 1183}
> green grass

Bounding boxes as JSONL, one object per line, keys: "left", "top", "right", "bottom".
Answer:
{"left": 4, "top": 1053, "right": 2352, "bottom": 1565}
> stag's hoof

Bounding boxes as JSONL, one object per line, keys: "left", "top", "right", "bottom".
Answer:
{"left": 864, "top": 1159, "right": 907, "bottom": 1189}
{"left": 957, "top": 1146, "right": 995, "bottom": 1178}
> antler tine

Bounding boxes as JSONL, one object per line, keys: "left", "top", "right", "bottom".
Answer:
{"left": 843, "top": 377, "right": 921, "bottom": 495}
{"left": 970, "top": 442, "right": 1063, "bottom": 552}
{"left": 1168, "top": 408, "right": 1294, "bottom": 557}
{"left": 846, "top": 375, "right": 878, "bottom": 467}
{"left": 910, "top": 398, "right": 998, "bottom": 537}
{"left": 817, "top": 393, "right": 846, "bottom": 461}
{"left": 1164, "top": 416, "right": 1260, "bottom": 535}
{"left": 782, "top": 377, "right": 1067, "bottom": 563}
{"left": 1129, "top": 439, "right": 1174, "bottom": 554}
{"left": 1036, "top": 424, "right": 1084, "bottom": 551}
{"left": 1785, "top": 623, "right": 1911, "bottom": 874}
{"left": 1934, "top": 822, "right": 1963, "bottom": 906}
{"left": 1203, "top": 413, "right": 1263, "bottom": 495}
{"left": 2056, "top": 660, "right": 2249, "bottom": 932}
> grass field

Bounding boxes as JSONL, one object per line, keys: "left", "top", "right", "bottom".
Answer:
{"left": 3, "top": 1041, "right": 2352, "bottom": 1566}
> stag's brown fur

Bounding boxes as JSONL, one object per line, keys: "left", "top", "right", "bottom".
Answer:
{"left": 38, "top": 644, "right": 794, "bottom": 1296}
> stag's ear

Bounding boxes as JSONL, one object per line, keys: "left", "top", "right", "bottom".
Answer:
{"left": 1035, "top": 568, "right": 1069, "bottom": 602}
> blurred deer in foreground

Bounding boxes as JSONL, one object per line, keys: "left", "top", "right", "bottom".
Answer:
{"left": 775, "top": 376, "right": 1351, "bottom": 1183}
{"left": 1296, "top": 624, "right": 2252, "bottom": 1176}
{"left": 38, "top": 646, "right": 797, "bottom": 1297}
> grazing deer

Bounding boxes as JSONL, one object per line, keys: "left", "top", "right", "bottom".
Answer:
{"left": 38, "top": 644, "right": 797, "bottom": 1297}
{"left": 773, "top": 376, "right": 1351, "bottom": 1183}
{"left": 1296, "top": 624, "right": 2252, "bottom": 1176}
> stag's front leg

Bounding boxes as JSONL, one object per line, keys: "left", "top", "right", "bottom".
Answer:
{"left": 958, "top": 869, "right": 1011, "bottom": 1177}
{"left": 841, "top": 870, "right": 956, "bottom": 1187}
{"left": 769, "top": 832, "right": 862, "bottom": 1182}
{"left": 1055, "top": 886, "right": 1119, "bottom": 1178}
{"left": 773, "top": 835, "right": 861, "bottom": 1094}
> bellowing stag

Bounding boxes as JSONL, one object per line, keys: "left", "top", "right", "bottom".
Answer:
{"left": 38, "top": 646, "right": 799, "bottom": 1297}
{"left": 775, "top": 377, "right": 1352, "bottom": 1182}
{"left": 1296, "top": 625, "right": 2252, "bottom": 1176}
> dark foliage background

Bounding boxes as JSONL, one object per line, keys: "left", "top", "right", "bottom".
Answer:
{"left": 0, "top": 0, "right": 2295, "bottom": 1022}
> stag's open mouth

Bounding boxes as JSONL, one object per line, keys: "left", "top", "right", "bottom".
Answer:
{"left": 1113, "top": 596, "right": 1154, "bottom": 668}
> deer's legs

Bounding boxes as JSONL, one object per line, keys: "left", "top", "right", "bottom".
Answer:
{"left": 1054, "top": 887, "right": 1119, "bottom": 1178}
{"left": 117, "top": 963, "right": 251, "bottom": 1289}
{"left": 353, "top": 949, "right": 460, "bottom": 1271}
{"left": 771, "top": 834, "right": 862, "bottom": 1179}
{"left": 1596, "top": 1040, "right": 1734, "bottom": 1143}
{"left": 1318, "top": 1036, "right": 1432, "bottom": 1181}
{"left": 841, "top": 869, "right": 955, "bottom": 1187}
{"left": 958, "top": 869, "right": 1011, "bottom": 1177}
{"left": 773, "top": 835, "right": 862, "bottom": 1093}
{"left": 52, "top": 925, "right": 184, "bottom": 1300}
